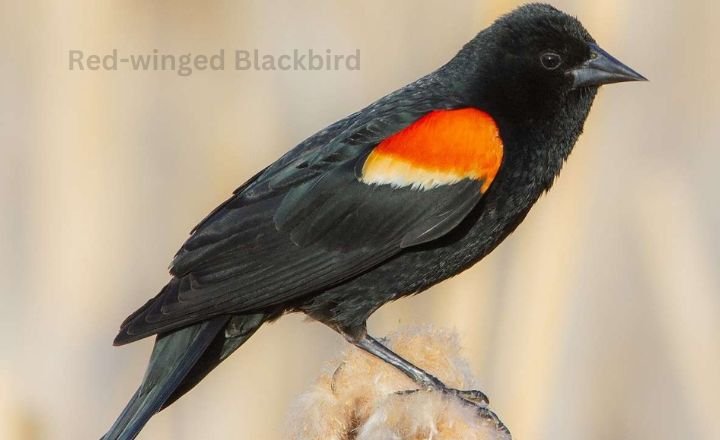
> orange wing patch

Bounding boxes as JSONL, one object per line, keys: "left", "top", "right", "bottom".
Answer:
{"left": 361, "top": 108, "right": 503, "bottom": 192}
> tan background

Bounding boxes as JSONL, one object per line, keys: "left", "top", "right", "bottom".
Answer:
{"left": 1, "top": 0, "right": 719, "bottom": 439}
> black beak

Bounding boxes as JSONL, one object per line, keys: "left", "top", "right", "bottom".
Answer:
{"left": 570, "top": 43, "right": 647, "bottom": 89}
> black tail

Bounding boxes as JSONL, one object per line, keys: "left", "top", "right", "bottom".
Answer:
{"left": 102, "top": 313, "right": 265, "bottom": 440}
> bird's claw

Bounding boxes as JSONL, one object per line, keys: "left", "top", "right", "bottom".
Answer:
{"left": 393, "top": 386, "right": 488, "bottom": 405}
{"left": 449, "top": 388, "right": 489, "bottom": 406}
{"left": 472, "top": 405, "right": 512, "bottom": 438}
{"left": 447, "top": 390, "right": 510, "bottom": 438}
{"left": 393, "top": 387, "right": 509, "bottom": 438}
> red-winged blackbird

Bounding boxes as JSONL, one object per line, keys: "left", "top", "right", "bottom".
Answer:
{"left": 103, "top": 3, "right": 645, "bottom": 439}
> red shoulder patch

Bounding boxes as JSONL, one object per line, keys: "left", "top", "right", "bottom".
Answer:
{"left": 361, "top": 108, "right": 504, "bottom": 192}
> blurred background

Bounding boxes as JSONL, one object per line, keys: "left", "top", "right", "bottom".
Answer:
{"left": 1, "top": 0, "right": 718, "bottom": 439}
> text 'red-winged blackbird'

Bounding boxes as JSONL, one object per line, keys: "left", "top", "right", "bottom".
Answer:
{"left": 103, "top": 4, "right": 645, "bottom": 439}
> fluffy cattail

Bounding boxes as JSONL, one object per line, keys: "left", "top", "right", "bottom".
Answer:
{"left": 287, "top": 326, "right": 509, "bottom": 440}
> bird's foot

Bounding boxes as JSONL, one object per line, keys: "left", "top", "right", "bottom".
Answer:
{"left": 395, "top": 386, "right": 487, "bottom": 406}
{"left": 445, "top": 388, "right": 489, "bottom": 406}
{"left": 395, "top": 387, "right": 509, "bottom": 437}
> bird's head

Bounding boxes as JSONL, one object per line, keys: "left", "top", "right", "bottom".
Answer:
{"left": 449, "top": 3, "right": 646, "bottom": 124}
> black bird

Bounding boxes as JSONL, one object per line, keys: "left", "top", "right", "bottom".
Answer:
{"left": 103, "top": 4, "right": 645, "bottom": 439}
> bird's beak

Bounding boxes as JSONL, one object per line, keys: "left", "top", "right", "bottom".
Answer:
{"left": 570, "top": 43, "right": 647, "bottom": 89}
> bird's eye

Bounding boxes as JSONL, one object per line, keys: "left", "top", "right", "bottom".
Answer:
{"left": 540, "top": 52, "right": 563, "bottom": 70}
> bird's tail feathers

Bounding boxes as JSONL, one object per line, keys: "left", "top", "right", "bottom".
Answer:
{"left": 101, "top": 317, "right": 228, "bottom": 440}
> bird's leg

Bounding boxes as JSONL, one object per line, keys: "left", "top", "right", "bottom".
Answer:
{"left": 342, "top": 328, "right": 510, "bottom": 435}
{"left": 342, "top": 327, "right": 488, "bottom": 404}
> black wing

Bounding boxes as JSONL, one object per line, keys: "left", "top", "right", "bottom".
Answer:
{"left": 116, "top": 78, "right": 485, "bottom": 344}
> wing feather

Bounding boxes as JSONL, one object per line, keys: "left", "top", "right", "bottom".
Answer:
{"left": 114, "top": 80, "right": 505, "bottom": 343}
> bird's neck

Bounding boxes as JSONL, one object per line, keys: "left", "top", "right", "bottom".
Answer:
{"left": 498, "top": 89, "right": 596, "bottom": 194}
